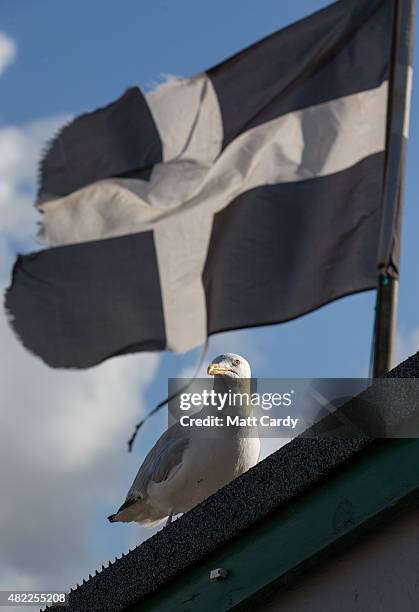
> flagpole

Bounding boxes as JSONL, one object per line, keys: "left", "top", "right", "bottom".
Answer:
{"left": 373, "top": 0, "right": 415, "bottom": 377}
{"left": 373, "top": 275, "right": 399, "bottom": 376}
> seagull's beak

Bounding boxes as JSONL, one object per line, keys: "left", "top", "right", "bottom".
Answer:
{"left": 207, "top": 364, "right": 230, "bottom": 376}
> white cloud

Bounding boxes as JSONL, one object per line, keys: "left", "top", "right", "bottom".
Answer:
{"left": 0, "top": 303, "right": 160, "bottom": 583}
{"left": 0, "top": 32, "right": 17, "bottom": 77}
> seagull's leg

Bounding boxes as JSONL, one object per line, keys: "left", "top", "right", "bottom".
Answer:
{"left": 165, "top": 512, "right": 173, "bottom": 527}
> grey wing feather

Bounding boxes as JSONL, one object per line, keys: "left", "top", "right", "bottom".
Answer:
{"left": 126, "top": 422, "right": 190, "bottom": 502}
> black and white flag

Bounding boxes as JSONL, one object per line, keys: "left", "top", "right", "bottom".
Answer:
{"left": 5, "top": 0, "right": 410, "bottom": 368}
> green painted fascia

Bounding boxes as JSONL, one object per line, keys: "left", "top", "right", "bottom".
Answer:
{"left": 130, "top": 439, "right": 419, "bottom": 612}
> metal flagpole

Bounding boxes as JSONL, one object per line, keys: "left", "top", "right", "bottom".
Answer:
{"left": 372, "top": 0, "right": 415, "bottom": 378}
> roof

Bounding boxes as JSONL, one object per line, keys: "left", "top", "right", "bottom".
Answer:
{"left": 47, "top": 351, "right": 419, "bottom": 612}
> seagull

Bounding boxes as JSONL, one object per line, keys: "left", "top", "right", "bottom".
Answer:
{"left": 108, "top": 353, "right": 260, "bottom": 527}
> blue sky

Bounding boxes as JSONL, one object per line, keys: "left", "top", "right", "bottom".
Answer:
{"left": 0, "top": 0, "right": 418, "bottom": 596}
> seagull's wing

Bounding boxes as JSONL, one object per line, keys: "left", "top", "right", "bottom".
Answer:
{"left": 122, "top": 422, "right": 190, "bottom": 509}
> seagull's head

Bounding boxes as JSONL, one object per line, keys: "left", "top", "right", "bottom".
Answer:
{"left": 207, "top": 353, "right": 251, "bottom": 379}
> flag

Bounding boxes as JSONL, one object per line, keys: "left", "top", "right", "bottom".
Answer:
{"left": 5, "top": 0, "right": 407, "bottom": 368}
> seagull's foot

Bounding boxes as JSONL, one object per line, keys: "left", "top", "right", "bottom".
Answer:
{"left": 165, "top": 512, "right": 173, "bottom": 527}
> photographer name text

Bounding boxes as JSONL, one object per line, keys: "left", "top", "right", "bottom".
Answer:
{"left": 179, "top": 415, "right": 299, "bottom": 428}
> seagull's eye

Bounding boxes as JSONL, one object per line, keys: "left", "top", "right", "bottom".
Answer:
{"left": 232, "top": 359, "right": 240, "bottom": 366}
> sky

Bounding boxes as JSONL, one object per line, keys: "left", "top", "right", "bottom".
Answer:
{"left": 0, "top": 0, "right": 418, "bottom": 600}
